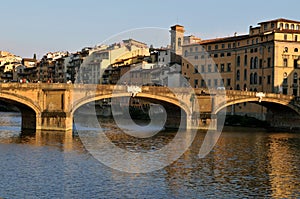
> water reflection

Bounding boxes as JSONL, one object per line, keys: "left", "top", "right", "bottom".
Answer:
{"left": 0, "top": 112, "right": 299, "bottom": 198}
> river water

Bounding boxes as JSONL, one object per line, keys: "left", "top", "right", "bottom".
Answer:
{"left": 0, "top": 111, "right": 300, "bottom": 198}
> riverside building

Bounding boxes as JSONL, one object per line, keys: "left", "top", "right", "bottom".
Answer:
{"left": 180, "top": 18, "right": 300, "bottom": 118}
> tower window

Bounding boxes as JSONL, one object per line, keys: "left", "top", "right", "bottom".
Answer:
{"left": 178, "top": 38, "right": 182, "bottom": 47}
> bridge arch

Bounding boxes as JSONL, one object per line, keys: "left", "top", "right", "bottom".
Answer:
{"left": 71, "top": 92, "right": 192, "bottom": 129}
{"left": 0, "top": 92, "right": 42, "bottom": 131}
{"left": 71, "top": 92, "right": 191, "bottom": 116}
{"left": 213, "top": 97, "right": 300, "bottom": 115}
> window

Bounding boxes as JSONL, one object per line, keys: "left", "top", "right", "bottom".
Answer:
{"left": 244, "top": 55, "right": 248, "bottom": 66}
{"left": 214, "top": 64, "right": 218, "bottom": 72}
{"left": 221, "top": 64, "right": 225, "bottom": 72}
{"left": 237, "top": 56, "right": 240, "bottom": 66}
{"left": 285, "top": 24, "right": 289, "bottom": 29}
{"left": 264, "top": 24, "right": 268, "bottom": 30}
{"left": 227, "top": 52, "right": 231, "bottom": 56}
{"left": 254, "top": 57, "right": 258, "bottom": 69}
{"left": 284, "top": 34, "right": 288, "bottom": 41}
{"left": 283, "top": 58, "right": 288, "bottom": 67}
{"left": 190, "top": 47, "right": 193, "bottom": 52}
{"left": 208, "top": 46, "right": 211, "bottom": 51}
{"left": 254, "top": 73, "right": 258, "bottom": 84}
{"left": 201, "top": 65, "right": 205, "bottom": 73}
{"left": 184, "top": 50, "right": 188, "bottom": 57}
{"left": 208, "top": 64, "right": 212, "bottom": 72}
{"left": 284, "top": 47, "right": 288, "bottom": 53}
{"left": 271, "top": 23, "right": 275, "bottom": 28}
{"left": 250, "top": 73, "right": 253, "bottom": 84}
{"left": 297, "top": 25, "right": 300, "bottom": 30}
{"left": 227, "top": 79, "right": 231, "bottom": 86}
{"left": 259, "top": 59, "right": 263, "bottom": 68}
{"left": 201, "top": 55, "right": 205, "bottom": 59}
{"left": 267, "top": 75, "right": 271, "bottom": 84}
{"left": 244, "top": 69, "right": 247, "bottom": 80}
{"left": 291, "top": 24, "right": 295, "bottom": 30}
{"left": 194, "top": 65, "right": 199, "bottom": 73}
{"left": 220, "top": 53, "right": 225, "bottom": 57}
{"left": 294, "top": 73, "right": 298, "bottom": 84}
{"left": 267, "top": 57, "right": 272, "bottom": 67}
{"left": 259, "top": 76, "right": 262, "bottom": 85}
{"left": 194, "top": 79, "right": 198, "bottom": 87}
{"left": 295, "top": 35, "right": 298, "bottom": 41}
{"left": 294, "top": 59, "right": 298, "bottom": 68}
{"left": 268, "top": 46, "right": 271, "bottom": 53}
{"left": 227, "top": 63, "right": 231, "bottom": 72}
{"left": 222, "top": 44, "right": 225, "bottom": 49}
{"left": 215, "top": 45, "right": 218, "bottom": 50}
{"left": 228, "top": 43, "right": 231, "bottom": 49}
{"left": 201, "top": 79, "right": 205, "bottom": 87}
{"left": 280, "top": 23, "right": 284, "bottom": 29}
{"left": 250, "top": 57, "right": 254, "bottom": 69}
{"left": 283, "top": 77, "right": 288, "bottom": 85}
{"left": 214, "top": 54, "right": 218, "bottom": 58}
{"left": 208, "top": 79, "right": 211, "bottom": 87}
{"left": 237, "top": 70, "right": 240, "bottom": 81}
{"left": 178, "top": 38, "right": 181, "bottom": 47}
{"left": 195, "top": 47, "right": 198, "bottom": 52}
{"left": 187, "top": 64, "right": 189, "bottom": 69}
{"left": 195, "top": 55, "right": 198, "bottom": 59}
{"left": 214, "top": 79, "right": 218, "bottom": 87}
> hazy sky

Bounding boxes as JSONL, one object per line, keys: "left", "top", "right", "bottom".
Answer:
{"left": 2, "top": 0, "right": 300, "bottom": 58}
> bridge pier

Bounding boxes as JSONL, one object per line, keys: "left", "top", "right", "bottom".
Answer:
{"left": 37, "top": 112, "right": 73, "bottom": 131}
{"left": 21, "top": 108, "right": 36, "bottom": 131}
{"left": 183, "top": 112, "right": 218, "bottom": 130}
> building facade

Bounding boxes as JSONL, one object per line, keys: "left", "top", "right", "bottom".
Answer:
{"left": 182, "top": 18, "right": 300, "bottom": 95}
{"left": 181, "top": 18, "right": 300, "bottom": 118}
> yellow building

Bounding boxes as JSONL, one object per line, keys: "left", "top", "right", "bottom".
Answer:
{"left": 182, "top": 18, "right": 300, "bottom": 94}
{"left": 180, "top": 18, "right": 300, "bottom": 118}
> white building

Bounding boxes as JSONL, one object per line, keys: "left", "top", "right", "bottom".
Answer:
{"left": 78, "top": 39, "right": 149, "bottom": 84}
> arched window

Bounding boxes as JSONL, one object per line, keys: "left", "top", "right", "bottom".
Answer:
{"left": 280, "top": 23, "right": 284, "bottom": 29}
{"left": 250, "top": 57, "right": 254, "bottom": 69}
{"left": 291, "top": 24, "right": 295, "bottom": 30}
{"left": 243, "top": 84, "right": 247, "bottom": 91}
{"left": 285, "top": 24, "right": 289, "bottom": 29}
{"left": 254, "top": 72, "right": 258, "bottom": 84}
{"left": 244, "top": 69, "right": 247, "bottom": 80}
{"left": 297, "top": 25, "right": 300, "bottom": 30}
{"left": 244, "top": 55, "right": 248, "bottom": 66}
{"left": 237, "top": 56, "right": 240, "bottom": 66}
{"left": 236, "top": 84, "right": 240, "bottom": 90}
{"left": 254, "top": 57, "right": 258, "bottom": 69}
{"left": 295, "top": 48, "right": 298, "bottom": 52}
{"left": 237, "top": 70, "right": 240, "bottom": 81}
{"left": 294, "top": 73, "right": 298, "bottom": 84}
{"left": 178, "top": 38, "right": 182, "bottom": 47}
{"left": 250, "top": 73, "right": 254, "bottom": 84}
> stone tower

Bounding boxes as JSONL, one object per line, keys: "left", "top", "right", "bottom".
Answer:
{"left": 170, "top": 25, "right": 185, "bottom": 55}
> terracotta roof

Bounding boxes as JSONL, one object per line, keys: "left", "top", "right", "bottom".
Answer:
{"left": 258, "top": 18, "right": 300, "bottom": 24}
{"left": 183, "top": 34, "right": 250, "bottom": 46}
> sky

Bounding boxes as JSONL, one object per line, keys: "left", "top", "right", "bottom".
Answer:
{"left": 1, "top": 0, "right": 300, "bottom": 58}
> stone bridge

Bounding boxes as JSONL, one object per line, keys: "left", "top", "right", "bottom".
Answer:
{"left": 0, "top": 83, "right": 299, "bottom": 132}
